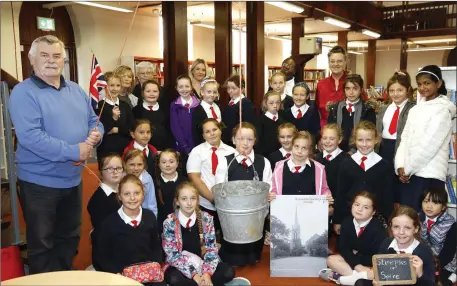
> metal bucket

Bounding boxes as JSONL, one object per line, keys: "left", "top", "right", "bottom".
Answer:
{"left": 212, "top": 155, "right": 270, "bottom": 244}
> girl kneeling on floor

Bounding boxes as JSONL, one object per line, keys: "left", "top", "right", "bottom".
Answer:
{"left": 162, "top": 181, "right": 250, "bottom": 286}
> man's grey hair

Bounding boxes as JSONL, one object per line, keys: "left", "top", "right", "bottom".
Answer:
{"left": 136, "top": 61, "right": 154, "bottom": 72}
{"left": 29, "top": 35, "right": 66, "bottom": 58}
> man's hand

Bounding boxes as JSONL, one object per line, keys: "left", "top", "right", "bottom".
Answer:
{"left": 86, "top": 129, "right": 102, "bottom": 146}
{"left": 79, "top": 142, "right": 93, "bottom": 161}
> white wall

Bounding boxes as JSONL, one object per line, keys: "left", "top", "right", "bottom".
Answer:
{"left": 192, "top": 26, "right": 215, "bottom": 62}
{"left": 67, "top": 5, "right": 161, "bottom": 93}
{"left": 1, "top": 2, "right": 23, "bottom": 81}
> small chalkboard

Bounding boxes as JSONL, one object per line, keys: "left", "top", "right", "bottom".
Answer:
{"left": 372, "top": 254, "right": 416, "bottom": 285}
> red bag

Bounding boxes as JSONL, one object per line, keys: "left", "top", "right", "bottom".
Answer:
{"left": 1, "top": 246, "right": 24, "bottom": 281}
{"left": 122, "top": 261, "right": 164, "bottom": 283}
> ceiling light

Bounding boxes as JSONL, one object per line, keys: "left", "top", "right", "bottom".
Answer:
{"left": 411, "top": 38, "right": 456, "bottom": 44}
{"left": 75, "top": 1, "right": 133, "bottom": 13}
{"left": 323, "top": 17, "right": 351, "bottom": 29}
{"left": 265, "top": 2, "right": 304, "bottom": 14}
{"left": 348, "top": 50, "right": 363, "bottom": 55}
{"left": 407, "top": 46, "right": 454, "bottom": 52}
{"left": 362, "top": 29, "right": 381, "bottom": 38}
{"left": 305, "top": 34, "right": 338, "bottom": 41}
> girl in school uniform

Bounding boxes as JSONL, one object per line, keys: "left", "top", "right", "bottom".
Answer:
{"left": 123, "top": 149, "right": 158, "bottom": 218}
{"left": 97, "top": 175, "right": 165, "bottom": 285}
{"left": 87, "top": 153, "right": 123, "bottom": 270}
{"left": 333, "top": 121, "right": 394, "bottom": 235}
{"left": 132, "top": 79, "right": 174, "bottom": 151}
{"left": 267, "top": 123, "right": 297, "bottom": 170}
{"left": 170, "top": 75, "right": 200, "bottom": 156}
{"left": 216, "top": 122, "right": 272, "bottom": 267}
{"left": 319, "top": 191, "right": 388, "bottom": 285}
{"left": 420, "top": 188, "right": 456, "bottom": 286}
{"left": 192, "top": 78, "right": 222, "bottom": 146}
{"left": 114, "top": 65, "right": 138, "bottom": 108}
{"left": 354, "top": 206, "right": 436, "bottom": 286}
{"left": 221, "top": 75, "right": 257, "bottom": 146}
{"left": 376, "top": 71, "right": 415, "bottom": 166}
{"left": 327, "top": 74, "right": 376, "bottom": 153}
{"left": 187, "top": 118, "right": 236, "bottom": 234}
{"left": 162, "top": 182, "right": 250, "bottom": 286}
{"left": 123, "top": 119, "right": 158, "bottom": 179}
{"left": 96, "top": 73, "right": 135, "bottom": 159}
{"left": 283, "top": 82, "right": 321, "bottom": 141}
{"left": 395, "top": 65, "right": 456, "bottom": 211}
{"left": 315, "top": 124, "right": 350, "bottom": 196}
{"left": 256, "top": 91, "right": 285, "bottom": 157}
{"left": 270, "top": 71, "right": 294, "bottom": 110}
{"left": 155, "top": 149, "right": 188, "bottom": 232}
{"left": 268, "top": 130, "right": 334, "bottom": 213}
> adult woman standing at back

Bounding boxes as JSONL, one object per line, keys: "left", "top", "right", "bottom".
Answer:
{"left": 315, "top": 46, "right": 348, "bottom": 128}
{"left": 189, "top": 58, "right": 208, "bottom": 98}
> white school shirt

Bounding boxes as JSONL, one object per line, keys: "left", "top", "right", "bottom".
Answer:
{"left": 279, "top": 147, "right": 292, "bottom": 158}
{"left": 382, "top": 99, "right": 408, "bottom": 139}
{"left": 181, "top": 97, "right": 193, "bottom": 107}
{"left": 143, "top": 102, "right": 159, "bottom": 111}
{"left": 346, "top": 99, "right": 360, "bottom": 114}
{"left": 264, "top": 111, "right": 279, "bottom": 121}
{"left": 351, "top": 151, "right": 382, "bottom": 171}
{"left": 178, "top": 209, "right": 197, "bottom": 228}
{"left": 291, "top": 104, "right": 310, "bottom": 119}
{"left": 388, "top": 238, "right": 420, "bottom": 254}
{"left": 285, "top": 77, "right": 295, "bottom": 96}
{"left": 323, "top": 148, "right": 343, "bottom": 161}
{"left": 100, "top": 183, "right": 117, "bottom": 196}
{"left": 105, "top": 97, "right": 120, "bottom": 106}
{"left": 118, "top": 206, "right": 143, "bottom": 227}
{"left": 187, "top": 141, "right": 236, "bottom": 210}
{"left": 201, "top": 101, "right": 222, "bottom": 122}
{"left": 228, "top": 94, "right": 245, "bottom": 106}
{"left": 161, "top": 172, "right": 178, "bottom": 183}
{"left": 353, "top": 218, "right": 372, "bottom": 237}
{"left": 215, "top": 150, "right": 273, "bottom": 192}
{"left": 134, "top": 141, "right": 149, "bottom": 157}
{"left": 286, "top": 158, "right": 311, "bottom": 174}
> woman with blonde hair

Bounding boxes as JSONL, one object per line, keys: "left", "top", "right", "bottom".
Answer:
{"left": 114, "top": 65, "right": 138, "bottom": 108}
{"left": 189, "top": 58, "right": 209, "bottom": 97}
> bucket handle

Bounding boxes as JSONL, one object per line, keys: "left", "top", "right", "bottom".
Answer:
{"left": 219, "top": 153, "right": 260, "bottom": 198}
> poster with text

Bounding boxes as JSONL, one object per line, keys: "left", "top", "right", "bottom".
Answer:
{"left": 270, "top": 195, "right": 328, "bottom": 277}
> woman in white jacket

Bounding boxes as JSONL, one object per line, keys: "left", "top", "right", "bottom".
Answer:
{"left": 395, "top": 65, "right": 456, "bottom": 211}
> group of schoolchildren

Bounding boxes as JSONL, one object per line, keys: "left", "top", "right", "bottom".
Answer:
{"left": 85, "top": 53, "right": 456, "bottom": 286}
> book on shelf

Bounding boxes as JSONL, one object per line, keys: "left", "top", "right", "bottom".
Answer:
{"left": 445, "top": 175, "right": 457, "bottom": 204}
{"left": 450, "top": 133, "right": 457, "bottom": 160}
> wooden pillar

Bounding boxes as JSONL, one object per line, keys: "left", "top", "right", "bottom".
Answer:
{"left": 400, "top": 37, "right": 408, "bottom": 71}
{"left": 162, "top": 2, "right": 188, "bottom": 94}
{"left": 214, "top": 2, "right": 232, "bottom": 109}
{"left": 366, "top": 39, "right": 377, "bottom": 88}
{"left": 337, "top": 31, "right": 348, "bottom": 51}
{"left": 291, "top": 17, "right": 305, "bottom": 56}
{"left": 246, "top": 2, "right": 264, "bottom": 112}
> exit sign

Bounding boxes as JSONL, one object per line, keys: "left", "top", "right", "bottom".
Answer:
{"left": 37, "top": 17, "right": 55, "bottom": 31}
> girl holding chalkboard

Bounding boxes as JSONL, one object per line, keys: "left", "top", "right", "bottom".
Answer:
{"left": 319, "top": 191, "right": 387, "bottom": 285}
{"left": 354, "top": 206, "right": 436, "bottom": 286}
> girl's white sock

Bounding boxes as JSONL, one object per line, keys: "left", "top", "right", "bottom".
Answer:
{"left": 339, "top": 271, "right": 368, "bottom": 285}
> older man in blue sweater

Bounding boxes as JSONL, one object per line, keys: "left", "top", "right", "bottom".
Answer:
{"left": 8, "top": 35, "right": 104, "bottom": 274}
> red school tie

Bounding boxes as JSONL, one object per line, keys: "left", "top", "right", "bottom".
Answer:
{"left": 388, "top": 106, "right": 400, "bottom": 135}
{"left": 272, "top": 115, "right": 277, "bottom": 121}
{"left": 399, "top": 251, "right": 405, "bottom": 254}
{"left": 148, "top": 106, "right": 153, "bottom": 111}
{"left": 210, "top": 106, "right": 218, "bottom": 120}
{"left": 285, "top": 153, "right": 291, "bottom": 159}
{"left": 347, "top": 103, "right": 353, "bottom": 113}
{"left": 143, "top": 147, "right": 148, "bottom": 158}
{"left": 211, "top": 147, "right": 218, "bottom": 175}
{"left": 131, "top": 220, "right": 138, "bottom": 228}
{"left": 186, "top": 218, "right": 192, "bottom": 228}
{"left": 427, "top": 219, "right": 434, "bottom": 233}
{"left": 325, "top": 154, "right": 332, "bottom": 161}
{"left": 228, "top": 101, "right": 234, "bottom": 107}
{"left": 294, "top": 166, "right": 301, "bottom": 174}
{"left": 297, "top": 109, "right": 303, "bottom": 119}
{"left": 357, "top": 226, "right": 365, "bottom": 237}
{"left": 360, "top": 156, "right": 367, "bottom": 170}
{"left": 241, "top": 158, "right": 248, "bottom": 168}
{"left": 185, "top": 103, "right": 190, "bottom": 109}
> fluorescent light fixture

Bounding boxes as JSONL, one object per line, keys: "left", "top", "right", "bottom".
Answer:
{"left": 362, "top": 29, "right": 381, "bottom": 38}
{"left": 348, "top": 50, "right": 363, "bottom": 55}
{"left": 192, "top": 23, "right": 215, "bottom": 29}
{"left": 265, "top": 2, "right": 304, "bottom": 14}
{"left": 411, "top": 38, "right": 456, "bottom": 44}
{"left": 305, "top": 34, "right": 337, "bottom": 42}
{"left": 323, "top": 17, "right": 350, "bottom": 29}
{"left": 266, "top": 36, "right": 291, "bottom": 41}
{"left": 348, "top": 41, "right": 369, "bottom": 48}
{"left": 75, "top": 1, "right": 133, "bottom": 13}
{"left": 407, "top": 46, "right": 454, "bottom": 52}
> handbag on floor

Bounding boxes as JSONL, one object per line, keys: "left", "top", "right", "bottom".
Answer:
{"left": 122, "top": 261, "right": 164, "bottom": 283}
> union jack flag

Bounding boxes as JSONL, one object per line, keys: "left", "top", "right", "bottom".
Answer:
{"left": 89, "top": 54, "right": 107, "bottom": 109}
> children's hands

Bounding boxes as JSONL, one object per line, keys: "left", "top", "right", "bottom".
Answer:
{"left": 193, "top": 274, "right": 202, "bottom": 284}
{"left": 200, "top": 273, "right": 212, "bottom": 286}
{"left": 410, "top": 255, "right": 424, "bottom": 278}
{"left": 268, "top": 192, "right": 277, "bottom": 202}
{"left": 397, "top": 168, "right": 410, "bottom": 183}
{"left": 108, "top": 127, "right": 118, "bottom": 135}
{"left": 326, "top": 193, "right": 334, "bottom": 204}
{"left": 333, "top": 224, "right": 341, "bottom": 235}
{"left": 112, "top": 106, "right": 121, "bottom": 120}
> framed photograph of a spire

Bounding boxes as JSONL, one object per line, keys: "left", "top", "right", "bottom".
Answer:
{"left": 270, "top": 195, "right": 329, "bottom": 277}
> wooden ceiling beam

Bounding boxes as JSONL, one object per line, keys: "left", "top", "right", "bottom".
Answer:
{"left": 383, "top": 28, "right": 457, "bottom": 39}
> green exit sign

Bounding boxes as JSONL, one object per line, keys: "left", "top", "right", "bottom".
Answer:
{"left": 37, "top": 17, "right": 55, "bottom": 31}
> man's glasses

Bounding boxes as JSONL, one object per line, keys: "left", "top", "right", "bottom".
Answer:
{"left": 102, "top": 167, "right": 124, "bottom": 174}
